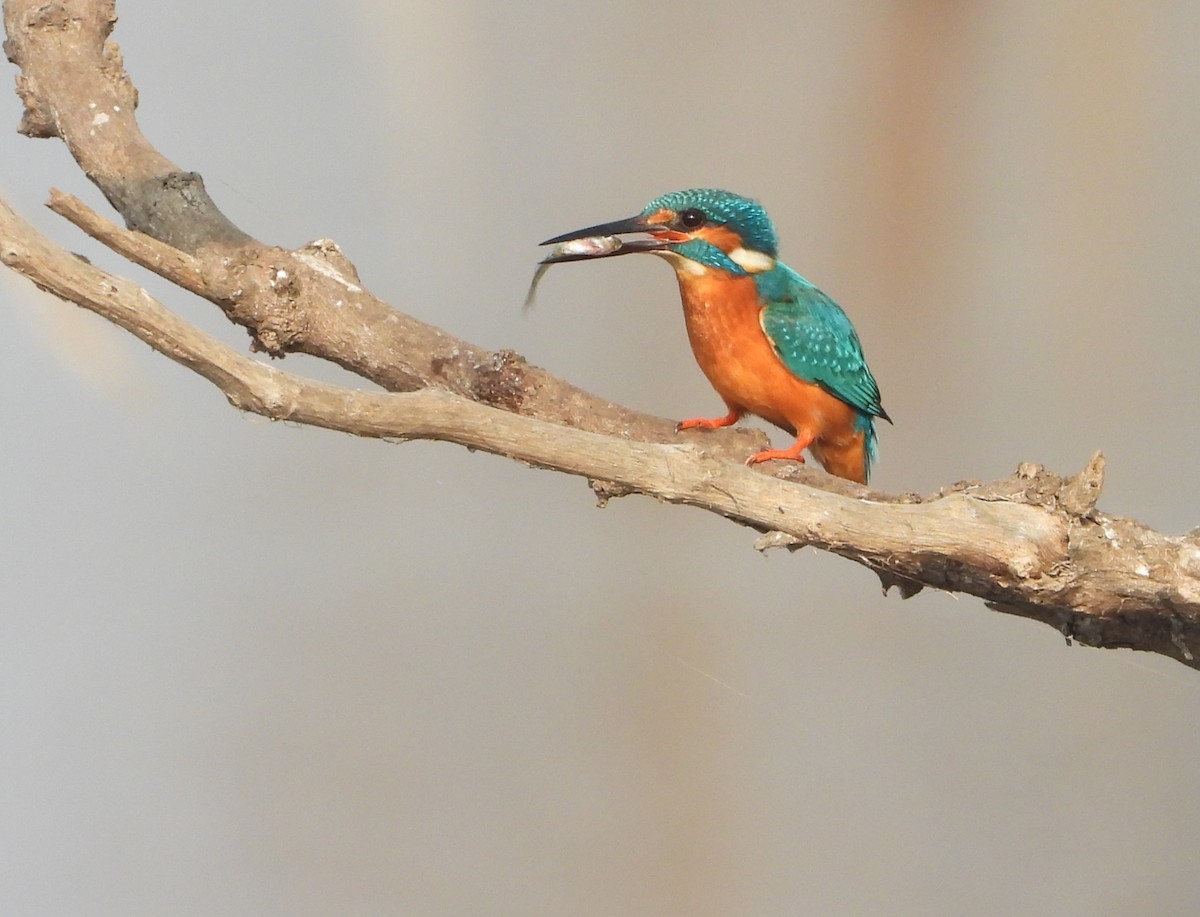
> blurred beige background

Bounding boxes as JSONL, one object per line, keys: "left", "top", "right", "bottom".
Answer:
{"left": 3, "top": 2, "right": 1200, "bottom": 915}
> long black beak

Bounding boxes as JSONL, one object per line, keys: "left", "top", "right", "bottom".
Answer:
{"left": 541, "top": 214, "right": 655, "bottom": 246}
{"left": 538, "top": 213, "right": 672, "bottom": 263}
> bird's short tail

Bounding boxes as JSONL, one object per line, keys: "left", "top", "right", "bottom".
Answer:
{"left": 859, "top": 413, "right": 879, "bottom": 483}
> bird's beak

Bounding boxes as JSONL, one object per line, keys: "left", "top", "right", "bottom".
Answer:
{"left": 541, "top": 213, "right": 655, "bottom": 246}
{"left": 538, "top": 213, "right": 673, "bottom": 263}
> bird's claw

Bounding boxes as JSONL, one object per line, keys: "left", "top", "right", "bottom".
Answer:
{"left": 676, "top": 411, "right": 741, "bottom": 433}
{"left": 746, "top": 450, "right": 807, "bottom": 467}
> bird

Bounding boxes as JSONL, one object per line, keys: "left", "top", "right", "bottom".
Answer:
{"left": 538, "top": 188, "right": 890, "bottom": 484}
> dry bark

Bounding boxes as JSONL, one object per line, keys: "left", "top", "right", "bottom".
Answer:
{"left": 4, "top": 0, "right": 1199, "bottom": 668}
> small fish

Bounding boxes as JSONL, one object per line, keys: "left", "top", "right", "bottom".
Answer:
{"left": 523, "top": 235, "right": 623, "bottom": 311}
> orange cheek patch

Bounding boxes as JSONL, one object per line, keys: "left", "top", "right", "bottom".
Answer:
{"left": 645, "top": 209, "right": 675, "bottom": 225}
{"left": 695, "top": 225, "right": 742, "bottom": 252}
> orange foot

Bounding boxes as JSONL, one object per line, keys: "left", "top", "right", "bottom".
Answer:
{"left": 676, "top": 409, "right": 741, "bottom": 432}
{"left": 746, "top": 434, "right": 814, "bottom": 467}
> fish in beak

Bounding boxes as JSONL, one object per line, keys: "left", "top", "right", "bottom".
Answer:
{"left": 525, "top": 213, "right": 673, "bottom": 309}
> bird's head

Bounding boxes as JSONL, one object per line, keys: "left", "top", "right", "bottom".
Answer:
{"left": 539, "top": 188, "right": 779, "bottom": 276}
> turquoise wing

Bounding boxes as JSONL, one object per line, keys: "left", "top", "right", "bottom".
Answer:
{"left": 756, "top": 267, "right": 888, "bottom": 421}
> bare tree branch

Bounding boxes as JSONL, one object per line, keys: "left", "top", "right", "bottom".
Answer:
{"left": 3, "top": 0, "right": 1199, "bottom": 669}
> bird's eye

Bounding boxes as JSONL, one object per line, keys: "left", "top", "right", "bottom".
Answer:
{"left": 678, "top": 208, "right": 707, "bottom": 230}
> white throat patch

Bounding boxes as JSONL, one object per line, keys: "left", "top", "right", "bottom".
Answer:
{"left": 728, "top": 247, "right": 775, "bottom": 274}
{"left": 656, "top": 250, "right": 709, "bottom": 276}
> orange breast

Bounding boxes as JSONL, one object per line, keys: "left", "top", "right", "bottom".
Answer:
{"left": 675, "top": 270, "right": 859, "bottom": 444}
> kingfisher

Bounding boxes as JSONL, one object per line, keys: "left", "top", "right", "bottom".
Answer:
{"left": 538, "top": 189, "right": 890, "bottom": 484}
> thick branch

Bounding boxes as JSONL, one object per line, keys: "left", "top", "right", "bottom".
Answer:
{"left": 3, "top": 0, "right": 1200, "bottom": 669}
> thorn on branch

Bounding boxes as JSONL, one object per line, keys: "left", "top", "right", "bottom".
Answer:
{"left": 1059, "top": 450, "right": 1106, "bottom": 517}
{"left": 876, "top": 569, "right": 925, "bottom": 599}
{"left": 1171, "top": 618, "right": 1195, "bottom": 662}
{"left": 1060, "top": 619, "right": 1074, "bottom": 646}
{"left": 590, "top": 479, "right": 632, "bottom": 507}
{"left": 754, "top": 531, "right": 805, "bottom": 553}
